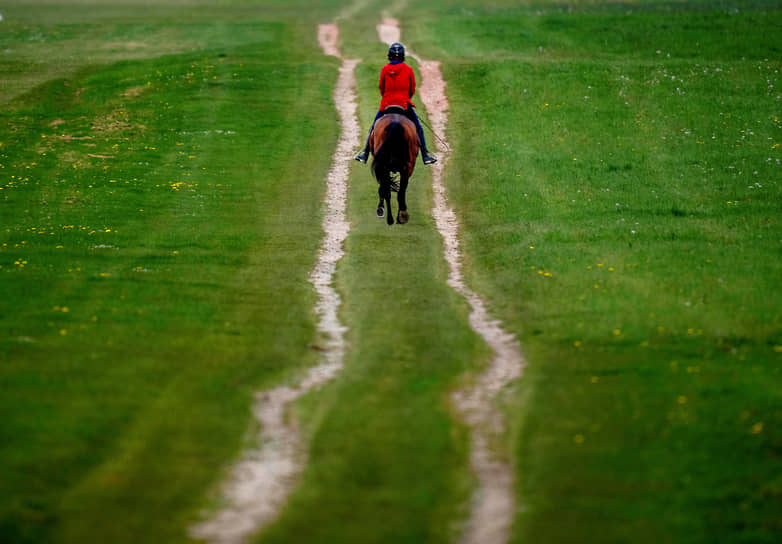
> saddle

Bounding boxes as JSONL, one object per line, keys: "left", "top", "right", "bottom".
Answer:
{"left": 383, "top": 105, "right": 407, "bottom": 115}
{"left": 382, "top": 105, "right": 415, "bottom": 123}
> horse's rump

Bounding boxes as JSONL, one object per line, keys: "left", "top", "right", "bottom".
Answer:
{"left": 369, "top": 113, "right": 418, "bottom": 183}
{"left": 367, "top": 113, "right": 419, "bottom": 226}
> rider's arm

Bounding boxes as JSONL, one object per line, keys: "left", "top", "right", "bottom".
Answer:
{"left": 379, "top": 66, "right": 386, "bottom": 95}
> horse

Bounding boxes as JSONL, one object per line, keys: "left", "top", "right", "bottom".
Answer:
{"left": 369, "top": 107, "right": 419, "bottom": 225}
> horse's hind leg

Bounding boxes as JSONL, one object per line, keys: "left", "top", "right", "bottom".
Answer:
{"left": 378, "top": 183, "right": 393, "bottom": 225}
{"left": 385, "top": 189, "right": 394, "bottom": 226}
{"left": 396, "top": 174, "right": 409, "bottom": 224}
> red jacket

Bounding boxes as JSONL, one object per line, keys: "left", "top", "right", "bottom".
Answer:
{"left": 379, "top": 61, "right": 416, "bottom": 110}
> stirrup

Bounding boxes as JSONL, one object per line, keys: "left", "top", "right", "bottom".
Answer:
{"left": 355, "top": 150, "right": 369, "bottom": 163}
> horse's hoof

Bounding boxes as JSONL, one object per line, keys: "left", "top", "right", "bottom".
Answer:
{"left": 397, "top": 211, "right": 409, "bottom": 224}
{"left": 387, "top": 214, "right": 394, "bottom": 226}
{"left": 376, "top": 206, "right": 385, "bottom": 218}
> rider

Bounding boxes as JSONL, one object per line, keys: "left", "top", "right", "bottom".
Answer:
{"left": 354, "top": 42, "right": 437, "bottom": 165}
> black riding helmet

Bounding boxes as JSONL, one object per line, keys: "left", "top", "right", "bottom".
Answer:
{"left": 388, "top": 42, "right": 405, "bottom": 61}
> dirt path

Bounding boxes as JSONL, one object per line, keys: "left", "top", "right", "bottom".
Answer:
{"left": 377, "top": 18, "right": 525, "bottom": 544}
{"left": 189, "top": 23, "right": 357, "bottom": 544}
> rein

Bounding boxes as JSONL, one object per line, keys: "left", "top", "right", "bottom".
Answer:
{"left": 418, "top": 115, "right": 450, "bottom": 151}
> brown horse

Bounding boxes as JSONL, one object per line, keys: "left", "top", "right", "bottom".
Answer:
{"left": 369, "top": 110, "right": 419, "bottom": 225}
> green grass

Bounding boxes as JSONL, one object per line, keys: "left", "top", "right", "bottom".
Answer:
{"left": 401, "top": 1, "right": 782, "bottom": 542}
{"left": 3, "top": 1, "right": 782, "bottom": 543}
{"left": 1, "top": 3, "right": 340, "bottom": 542}
{"left": 2, "top": 1, "right": 485, "bottom": 543}
{"left": 255, "top": 201, "right": 480, "bottom": 543}
{"left": 254, "top": 20, "right": 484, "bottom": 542}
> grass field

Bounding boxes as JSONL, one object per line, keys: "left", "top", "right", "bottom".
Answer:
{"left": 1, "top": 2, "right": 341, "bottom": 541}
{"left": 403, "top": 1, "right": 782, "bottom": 542}
{"left": 2, "top": 0, "right": 781, "bottom": 543}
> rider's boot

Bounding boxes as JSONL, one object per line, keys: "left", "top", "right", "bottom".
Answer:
{"left": 356, "top": 111, "right": 384, "bottom": 164}
{"left": 411, "top": 114, "right": 437, "bottom": 165}
{"left": 421, "top": 147, "right": 437, "bottom": 165}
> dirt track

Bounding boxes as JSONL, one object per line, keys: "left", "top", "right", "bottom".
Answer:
{"left": 189, "top": 23, "right": 357, "bottom": 544}
{"left": 191, "top": 17, "right": 523, "bottom": 544}
{"left": 377, "top": 17, "right": 525, "bottom": 544}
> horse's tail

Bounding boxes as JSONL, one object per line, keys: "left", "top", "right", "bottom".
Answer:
{"left": 371, "top": 120, "right": 406, "bottom": 184}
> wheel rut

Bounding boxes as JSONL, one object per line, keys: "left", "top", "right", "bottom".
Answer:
{"left": 377, "top": 18, "right": 525, "bottom": 544}
{"left": 189, "top": 23, "right": 358, "bottom": 544}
